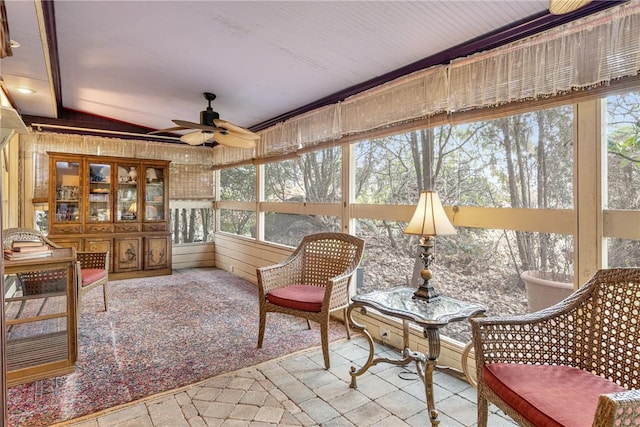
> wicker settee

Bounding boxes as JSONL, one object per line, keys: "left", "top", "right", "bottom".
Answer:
{"left": 471, "top": 268, "right": 640, "bottom": 427}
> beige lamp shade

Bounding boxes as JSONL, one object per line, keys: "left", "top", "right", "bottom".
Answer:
{"left": 404, "top": 190, "right": 456, "bottom": 236}
{"left": 146, "top": 167, "right": 158, "bottom": 182}
{"left": 549, "top": 0, "right": 592, "bottom": 15}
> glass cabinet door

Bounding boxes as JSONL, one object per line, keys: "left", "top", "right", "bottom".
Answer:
{"left": 87, "top": 163, "right": 112, "bottom": 223}
{"left": 54, "top": 160, "right": 81, "bottom": 223}
{"left": 144, "top": 166, "right": 165, "bottom": 221}
{"left": 116, "top": 164, "right": 139, "bottom": 221}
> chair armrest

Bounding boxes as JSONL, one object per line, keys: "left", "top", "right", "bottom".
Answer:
{"left": 257, "top": 253, "right": 304, "bottom": 294}
{"left": 325, "top": 268, "right": 357, "bottom": 310}
{"left": 471, "top": 296, "right": 582, "bottom": 366}
{"left": 76, "top": 251, "right": 109, "bottom": 270}
{"left": 593, "top": 390, "right": 640, "bottom": 427}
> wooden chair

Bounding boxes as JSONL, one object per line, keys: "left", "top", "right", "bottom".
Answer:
{"left": 471, "top": 268, "right": 640, "bottom": 427}
{"left": 257, "top": 232, "right": 365, "bottom": 369}
{"left": 75, "top": 251, "right": 109, "bottom": 311}
{"left": 3, "top": 227, "right": 109, "bottom": 311}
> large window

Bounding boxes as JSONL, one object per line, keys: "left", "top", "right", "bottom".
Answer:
{"left": 354, "top": 105, "right": 574, "bottom": 304}
{"left": 355, "top": 108, "right": 574, "bottom": 209}
{"left": 606, "top": 90, "right": 640, "bottom": 267}
{"left": 169, "top": 202, "right": 214, "bottom": 243}
{"left": 219, "top": 165, "right": 256, "bottom": 237}
{"left": 264, "top": 148, "right": 342, "bottom": 203}
{"left": 262, "top": 148, "right": 342, "bottom": 246}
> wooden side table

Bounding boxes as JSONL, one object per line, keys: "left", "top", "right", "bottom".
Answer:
{"left": 4, "top": 247, "right": 78, "bottom": 386}
{"left": 347, "top": 286, "right": 486, "bottom": 427}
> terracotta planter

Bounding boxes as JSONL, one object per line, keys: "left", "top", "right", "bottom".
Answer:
{"left": 521, "top": 270, "right": 574, "bottom": 312}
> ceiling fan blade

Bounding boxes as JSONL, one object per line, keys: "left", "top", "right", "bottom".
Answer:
{"left": 172, "top": 119, "right": 223, "bottom": 132}
{"left": 214, "top": 132, "right": 258, "bottom": 149}
{"left": 214, "top": 119, "right": 260, "bottom": 140}
{"left": 548, "top": 0, "right": 592, "bottom": 14}
{"left": 148, "top": 126, "right": 189, "bottom": 135}
{"left": 180, "top": 130, "right": 215, "bottom": 146}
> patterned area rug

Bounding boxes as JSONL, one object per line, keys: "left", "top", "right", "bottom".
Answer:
{"left": 7, "top": 268, "right": 348, "bottom": 426}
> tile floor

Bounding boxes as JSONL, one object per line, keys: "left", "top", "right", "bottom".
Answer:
{"left": 61, "top": 336, "right": 517, "bottom": 427}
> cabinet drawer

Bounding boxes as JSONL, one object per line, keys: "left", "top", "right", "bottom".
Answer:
{"left": 86, "top": 223, "right": 114, "bottom": 233}
{"left": 115, "top": 223, "right": 141, "bottom": 233}
{"left": 143, "top": 223, "right": 167, "bottom": 232}
{"left": 51, "top": 224, "right": 82, "bottom": 234}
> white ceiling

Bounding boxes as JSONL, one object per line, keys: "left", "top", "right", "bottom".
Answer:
{"left": 0, "top": 1, "right": 612, "bottom": 138}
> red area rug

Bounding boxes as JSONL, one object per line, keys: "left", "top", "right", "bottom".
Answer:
{"left": 7, "top": 268, "right": 348, "bottom": 426}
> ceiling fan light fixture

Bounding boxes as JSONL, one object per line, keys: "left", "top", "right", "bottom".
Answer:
{"left": 180, "top": 131, "right": 213, "bottom": 146}
{"left": 152, "top": 92, "right": 259, "bottom": 149}
{"left": 549, "top": 0, "right": 592, "bottom": 15}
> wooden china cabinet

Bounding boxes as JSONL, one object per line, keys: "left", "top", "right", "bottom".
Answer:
{"left": 47, "top": 153, "right": 172, "bottom": 279}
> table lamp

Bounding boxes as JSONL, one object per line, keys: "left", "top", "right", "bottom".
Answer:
{"left": 404, "top": 190, "right": 456, "bottom": 301}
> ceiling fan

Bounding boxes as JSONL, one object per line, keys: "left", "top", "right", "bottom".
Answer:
{"left": 548, "top": 0, "right": 592, "bottom": 15}
{"left": 150, "top": 92, "right": 259, "bottom": 149}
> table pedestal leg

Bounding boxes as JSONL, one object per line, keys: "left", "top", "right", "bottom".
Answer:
{"left": 347, "top": 306, "right": 442, "bottom": 426}
{"left": 348, "top": 304, "right": 414, "bottom": 389}
{"left": 423, "top": 328, "right": 440, "bottom": 427}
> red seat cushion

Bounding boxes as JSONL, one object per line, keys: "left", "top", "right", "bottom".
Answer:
{"left": 484, "top": 363, "right": 627, "bottom": 427}
{"left": 81, "top": 268, "right": 107, "bottom": 287}
{"left": 266, "top": 284, "right": 325, "bottom": 312}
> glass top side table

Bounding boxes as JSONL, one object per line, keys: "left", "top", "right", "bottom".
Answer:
{"left": 347, "top": 286, "right": 486, "bottom": 427}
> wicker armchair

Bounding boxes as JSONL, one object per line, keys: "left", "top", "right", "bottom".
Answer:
{"left": 3, "top": 228, "right": 109, "bottom": 311}
{"left": 471, "top": 268, "right": 640, "bottom": 427}
{"left": 257, "top": 232, "right": 365, "bottom": 369}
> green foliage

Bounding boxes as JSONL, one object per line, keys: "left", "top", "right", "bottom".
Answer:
{"left": 219, "top": 209, "right": 256, "bottom": 237}
{"left": 220, "top": 165, "right": 256, "bottom": 201}
{"left": 265, "top": 148, "right": 341, "bottom": 203}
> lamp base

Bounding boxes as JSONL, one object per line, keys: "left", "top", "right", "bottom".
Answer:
{"left": 413, "top": 282, "right": 440, "bottom": 302}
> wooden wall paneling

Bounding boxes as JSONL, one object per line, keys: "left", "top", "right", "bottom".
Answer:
{"left": 172, "top": 243, "right": 215, "bottom": 269}
{"left": 214, "top": 233, "right": 295, "bottom": 283}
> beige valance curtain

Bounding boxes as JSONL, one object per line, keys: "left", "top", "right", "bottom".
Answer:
{"left": 214, "top": 1, "right": 640, "bottom": 167}
{"left": 23, "top": 133, "right": 215, "bottom": 200}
